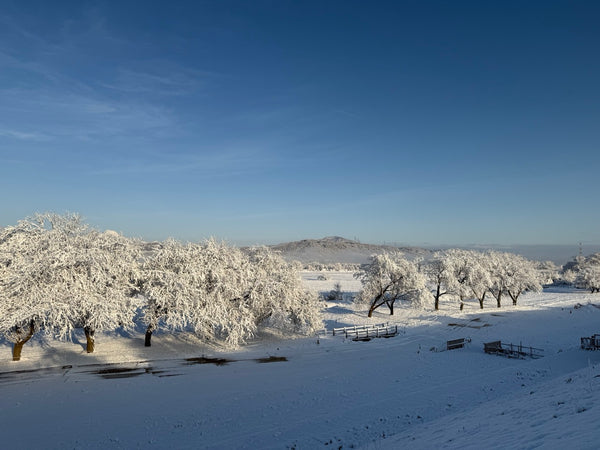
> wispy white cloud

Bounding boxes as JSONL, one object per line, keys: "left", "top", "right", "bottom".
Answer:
{"left": 0, "top": 128, "right": 50, "bottom": 141}
{"left": 0, "top": 87, "right": 175, "bottom": 142}
{"left": 0, "top": 8, "right": 210, "bottom": 143}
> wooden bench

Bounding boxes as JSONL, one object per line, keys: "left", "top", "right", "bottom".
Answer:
{"left": 447, "top": 337, "right": 470, "bottom": 350}
{"left": 484, "top": 340, "right": 503, "bottom": 354}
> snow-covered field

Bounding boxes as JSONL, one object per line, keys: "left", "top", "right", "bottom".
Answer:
{"left": 1, "top": 273, "right": 600, "bottom": 449}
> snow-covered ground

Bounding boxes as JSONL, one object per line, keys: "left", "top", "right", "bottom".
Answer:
{"left": 1, "top": 273, "right": 600, "bottom": 449}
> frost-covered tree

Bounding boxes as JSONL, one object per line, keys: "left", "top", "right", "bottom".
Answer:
{"left": 241, "top": 246, "right": 321, "bottom": 334}
{"left": 0, "top": 213, "right": 142, "bottom": 359}
{"left": 442, "top": 249, "right": 474, "bottom": 310}
{"left": 139, "top": 240, "right": 321, "bottom": 348}
{"left": 463, "top": 250, "right": 491, "bottom": 309}
{"left": 577, "top": 266, "right": 600, "bottom": 293}
{"left": 536, "top": 260, "right": 558, "bottom": 285}
{"left": 575, "top": 254, "right": 600, "bottom": 293}
{"left": 441, "top": 249, "right": 491, "bottom": 310}
{"left": 138, "top": 239, "right": 249, "bottom": 348}
{"left": 356, "top": 253, "right": 426, "bottom": 317}
{"left": 57, "top": 228, "right": 142, "bottom": 353}
{"left": 0, "top": 219, "right": 46, "bottom": 360}
{"left": 423, "top": 252, "right": 454, "bottom": 310}
{"left": 487, "top": 252, "right": 542, "bottom": 307}
{"left": 487, "top": 251, "right": 512, "bottom": 308}
{"left": 504, "top": 254, "right": 543, "bottom": 305}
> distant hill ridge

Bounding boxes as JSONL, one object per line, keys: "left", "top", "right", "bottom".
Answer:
{"left": 270, "top": 236, "right": 430, "bottom": 265}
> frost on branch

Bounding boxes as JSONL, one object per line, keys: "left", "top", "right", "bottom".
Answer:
{"left": 0, "top": 213, "right": 142, "bottom": 358}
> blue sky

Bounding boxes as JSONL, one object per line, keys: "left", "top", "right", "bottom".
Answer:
{"left": 1, "top": 1, "right": 599, "bottom": 246}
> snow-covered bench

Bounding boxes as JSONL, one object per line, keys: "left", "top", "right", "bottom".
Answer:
{"left": 447, "top": 337, "right": 471, "bottom": 350}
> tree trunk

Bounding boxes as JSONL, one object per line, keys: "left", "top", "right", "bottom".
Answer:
{"left": 11, "top": 320, "right": 36, "bottom": 361}
{"left": 368, "top": 293, "right": 385, "bottom": 318}
{"left": 145, "top": 327, "right": 153, "bottom": 347}
{"left": 478, "top": 291, "right": 487, "bottom": 309}
{"left": 387, "top": 300, "right": 394, "bottom": 316}
{"left": 495, "top": 291, "right": 502, "bottom": 308}
{"left": 84, "top": 327, "right": 95, "bottom": 353}
{"left": 434, "top": 284, "right": 441, "bottom": 310}
{"left": 508, "top": 290, "right": 520, "bottom": 306}
{"left": 368, "top": 304, "right": 375, "bottom": 318}
{"left": 12, "top": 341, "right": 25, "bottom": 361}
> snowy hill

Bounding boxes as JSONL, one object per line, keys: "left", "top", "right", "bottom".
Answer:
{"left": 270, "top": 236, "right": 431, "bottom": 264}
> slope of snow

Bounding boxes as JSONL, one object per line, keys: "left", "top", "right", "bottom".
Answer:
{"left": 270, "top": 236, "right": 430, "bottom": 264}
{"left": 1, "top": 277, "right": 600, "bottom": 449}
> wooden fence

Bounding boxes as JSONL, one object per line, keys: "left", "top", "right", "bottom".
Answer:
{"left": 581, "top": 334, "right": 600, "bottom": 350}
{"left": 484, "top": 340, "right": 543, "bottom": 359}
{"left": 332, "top": 324, "right": 399, "bottom": 341}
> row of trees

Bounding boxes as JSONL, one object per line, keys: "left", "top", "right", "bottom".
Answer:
{"left": 0, "top": 213, "right": 321, "bottom": 361}
{"left": 355, "top": 249, "right": 545, "bottom": 316}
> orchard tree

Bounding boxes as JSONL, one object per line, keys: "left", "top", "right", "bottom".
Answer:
{"left": 241, "top": 246, "right": 322, "bottom": 335}
{"left": 487, "top": 252, "right": 543, "bottom": 307}
{"left": 504, "top": 254, "right": 543, "bottom": 305}
{"left": 443, "top": 249, "right": 484, "bottom": 310}
{"left": 463, "top": 250, "right": 491, "bottom": 309}
{"left": 536, "top": 260, "right": 558, "bottom": 285}
{"left": 575, "top": 254, "right": 600, "bottom": 293}
{"left": 0, "top": 218, "right": 47, "bottom": 360}
{"left": 138, "top": 239, "right": 250, "bottom": 348}
{"left": 0, "top": 213, "right": 141, "bottom": 359}
{"left": 356, "top": 253, "right": 426, "bottom": 317}
{"left": 423, "top": 251, "right": 454, "bottom": 310}
{"left": 192, "top": 239, "right": 260, "bottom": 347}
{"left": 52, "top": 227, "right": 142, "bottom": 353}
{"left": 577, "top": 266, "right": 600, "bottom": 293}
{"left": 487, "top": 251, "right": 512, "bottom": 308}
